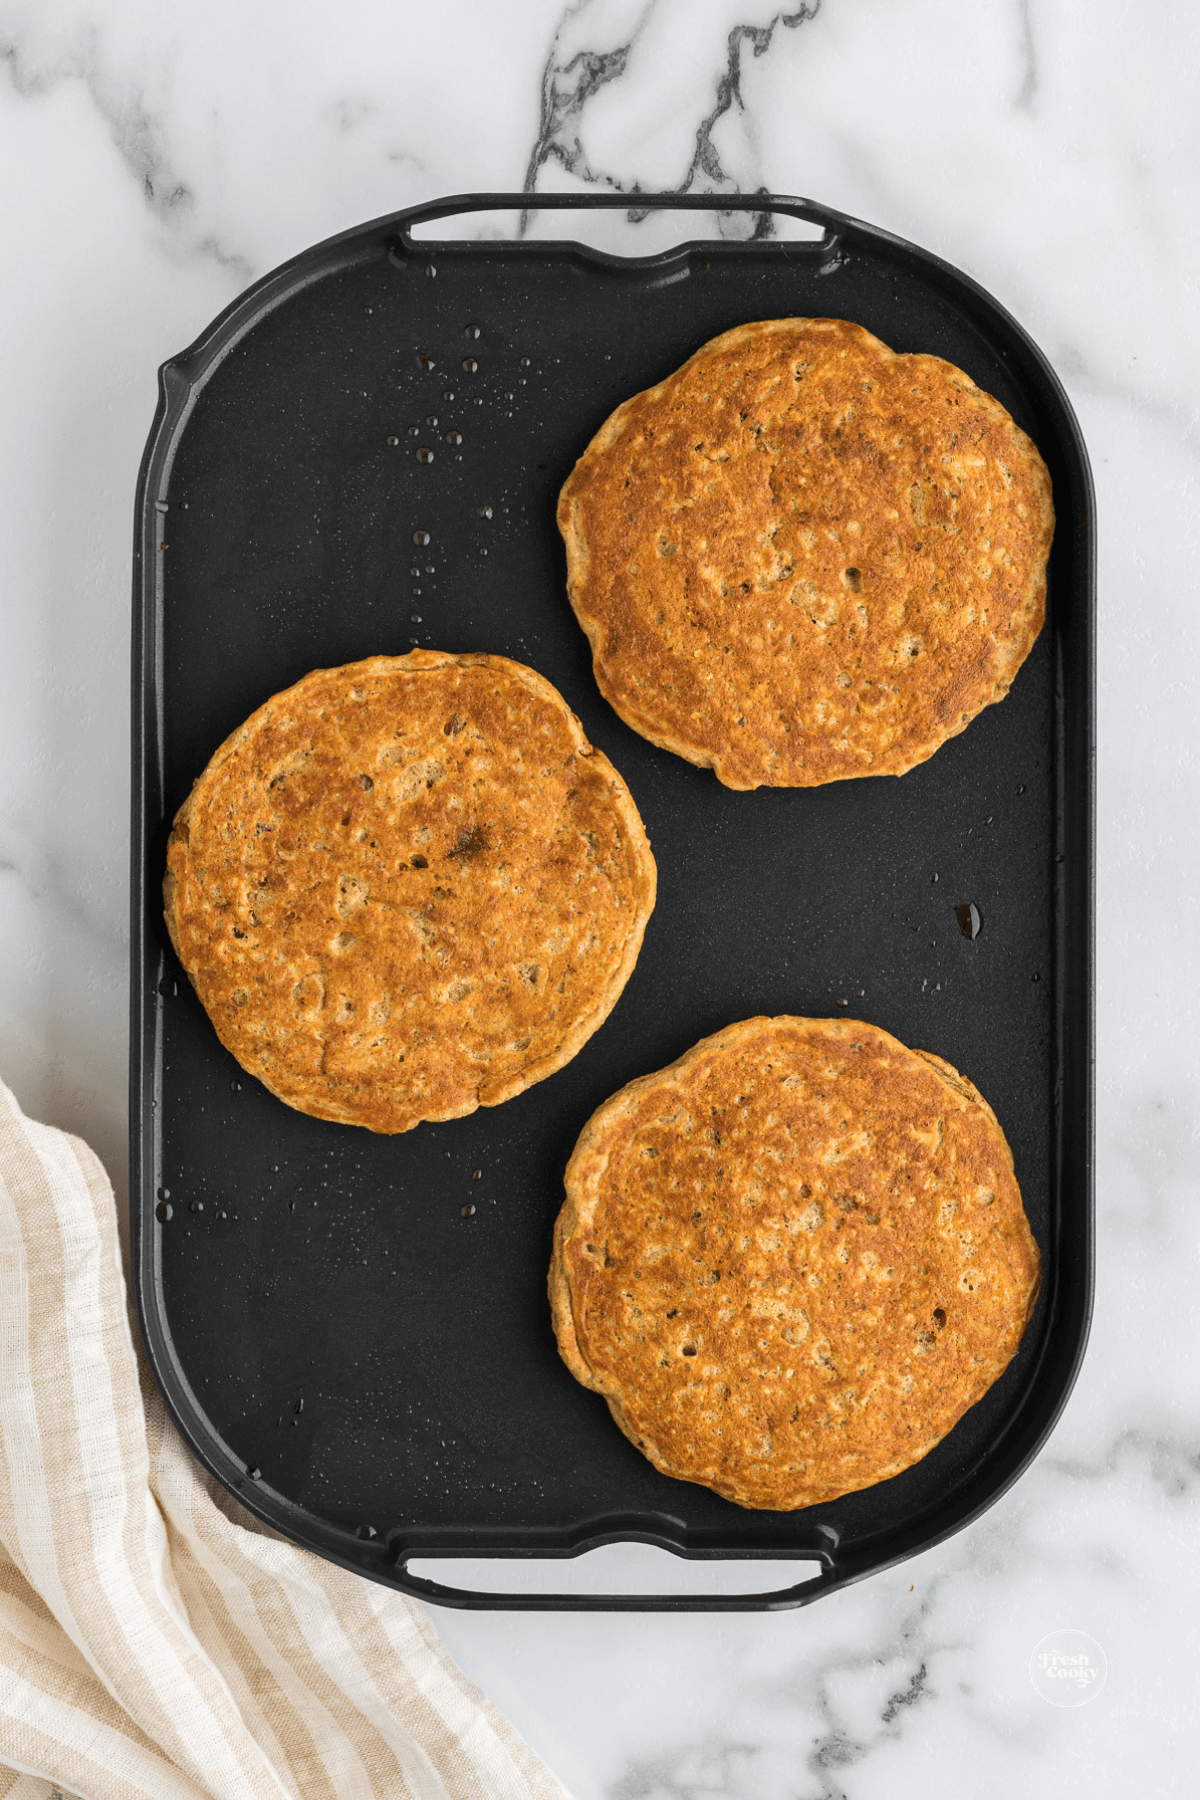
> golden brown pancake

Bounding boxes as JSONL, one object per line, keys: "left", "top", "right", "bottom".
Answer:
{"left": 164, "top": 651, "right": 656, "bottom": 1132}
{"left": 558, "top": 318, "right": 1053, "bottom": 789}
{"left": 550, "top": 1016, "right": 1039, "bottom": 1510}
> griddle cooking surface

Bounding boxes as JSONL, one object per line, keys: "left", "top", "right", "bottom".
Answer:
{"left": 132, "top": 195, "right": 1093, "bottom": 1608}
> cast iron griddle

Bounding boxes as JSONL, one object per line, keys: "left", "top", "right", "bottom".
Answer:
{"left": 131, "top": 194, "right": 1094, "bottom": 1610}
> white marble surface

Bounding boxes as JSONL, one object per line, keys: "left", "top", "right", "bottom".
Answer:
{"left": 2, "top": 1, "right": 1198, "bottom": 1794}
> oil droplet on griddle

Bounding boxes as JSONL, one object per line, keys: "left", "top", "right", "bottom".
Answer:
{"left": 462, "top": 357, "right": 478, "bottom": 373}
{"left": 954, "top": 902, "right": 982, "bottom": 940}
{"left": 156, "top": 1201, "right": 173, "bottom": 1222}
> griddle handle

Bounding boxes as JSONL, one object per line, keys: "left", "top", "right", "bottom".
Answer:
{"left": 391, "top": 1551, "right": 845, "bottom": 1614}
{"left": 393, "top": 190, "right": 851, "bottom": 254}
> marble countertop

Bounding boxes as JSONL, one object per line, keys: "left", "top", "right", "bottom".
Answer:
{"left": 2, "top": 2, "right": 1197, "bottom": 1794}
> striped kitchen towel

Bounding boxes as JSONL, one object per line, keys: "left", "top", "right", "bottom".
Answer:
{"left": 0, "top": 1078, "right": 571, "bottom": 1800}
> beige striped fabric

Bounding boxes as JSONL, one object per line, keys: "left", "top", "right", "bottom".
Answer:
{"left": 0, "top": 1080, "right": 572, "bottom": 1800}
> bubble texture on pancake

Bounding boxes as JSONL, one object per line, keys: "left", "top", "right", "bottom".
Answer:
{"left": 558, "top": 318, "right": 1054, "bottom": 789}
{"left": 164, "top": 651, "right": 656, "bottom": 1133}
{"left": 550, "top": 1017, "right": 1040, "bottom": 1511}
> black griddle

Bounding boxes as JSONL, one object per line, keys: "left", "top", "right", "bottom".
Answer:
{"left": 131, "top": 193, "right": 1094, "bottom": 1610}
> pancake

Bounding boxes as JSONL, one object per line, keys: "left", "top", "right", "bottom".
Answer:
{"left": 163, "top": 650, "right": 656, "bottom": 1133}
{"left": 549, "top": 1016, "right": 1040, "bottom": 1510}
{"left": 558, "top": 318, "right": 1054, "bottom": 789}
